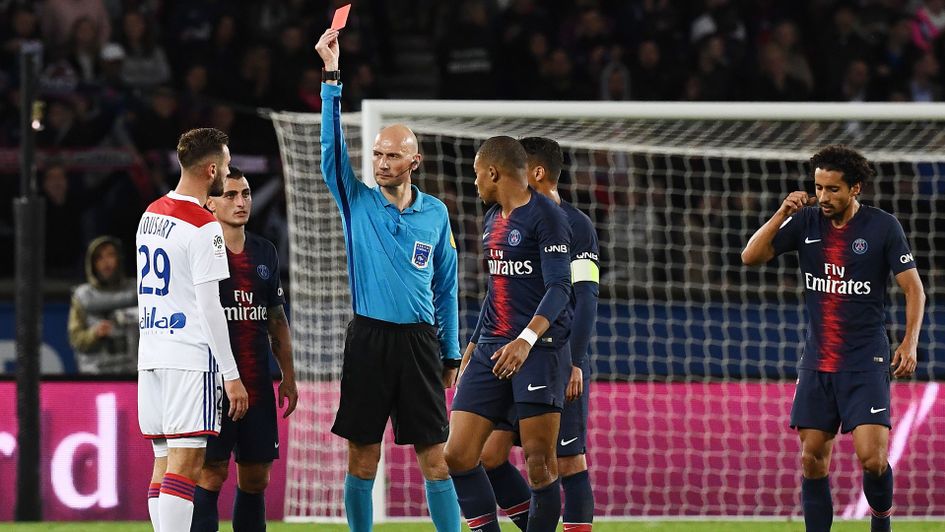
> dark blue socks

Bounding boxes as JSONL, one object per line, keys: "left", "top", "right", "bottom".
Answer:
{"left": 864, "top": 465, "right": 893, "bottom": 532}
{"left": 527, "top": 478, "right": 561, "bottom": 532}
{"left": 562, "top": 470, "right": 594, "bottom": 530}
{"left": 450, "top": 464, "right": 501, "bottom": 532}
{"left": 486, "top": 461, "right": 531, "bottom": 531}
{"left": 190, "top": 486, "right": 219, "bottom": 532}
{"left": 802, "top": 476, "right": 833, "bottom": 532}
{"left": 233, "top": 488, "right": 266, "bottom": 531}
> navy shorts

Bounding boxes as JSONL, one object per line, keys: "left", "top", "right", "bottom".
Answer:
{"left": 206, "top": 392, "right": 279, "bottom": 464}
{"left": 493, "top": 360, "right": 589, "bottom": 456}
{"left": 557, "top": 365, "right": 591, "bottom": 456}
{"left": 453, "top": 342, "right": 569, "bottom": 422}
{"left": 790, "top": 369, "right": 891, "bottom": 434}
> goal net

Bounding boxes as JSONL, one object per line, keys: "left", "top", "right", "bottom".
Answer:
{"left": 272, "top": 102, "right": 945, "bottom": 521}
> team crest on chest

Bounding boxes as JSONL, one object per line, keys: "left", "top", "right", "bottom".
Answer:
{"left": 852, "top": 238, "right": 868, "bottom": 255}
{"left": 412, "top": 241, "right": 433, "bottom": 269}
{"left": 257, "top": 264, "right": 271, "bottom": 280}
{"left": 508, "top": 229, "right": 522, "bottom": 246}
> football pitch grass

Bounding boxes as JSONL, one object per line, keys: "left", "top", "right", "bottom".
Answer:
{"left": 2, "top": 522, "right": 945, "bottom": 531}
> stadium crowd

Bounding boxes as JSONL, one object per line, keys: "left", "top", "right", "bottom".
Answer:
{"left": 2, "top": 0, "right": 945, "bottom": 283}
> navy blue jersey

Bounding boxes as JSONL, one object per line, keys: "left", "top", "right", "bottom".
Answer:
{"left": 772, "top": 205, "right": 916, "bottom": 372}
{"left": 477, "top": 190, "right": 572, "bottom": 347}
{"left": 560, "top": 201, "right": 600, "bottom": 368}
{"left": 218, "top": 232, "right": 285, "bottom": 404}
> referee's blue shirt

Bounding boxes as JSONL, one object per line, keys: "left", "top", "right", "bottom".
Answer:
{"left": 319, "top": 82, "right": 460, "bottom": 362}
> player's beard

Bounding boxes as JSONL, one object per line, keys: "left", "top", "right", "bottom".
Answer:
{"left": 209, "top": 172, "right": 225, "bottom": 197}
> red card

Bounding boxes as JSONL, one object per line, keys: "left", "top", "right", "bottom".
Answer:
{"left": 331, "top": 4, "right": 351, "bottom": 30}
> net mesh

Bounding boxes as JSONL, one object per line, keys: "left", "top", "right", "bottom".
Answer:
{"left": 273, "top": 108, "right": 945, "bottom": 520}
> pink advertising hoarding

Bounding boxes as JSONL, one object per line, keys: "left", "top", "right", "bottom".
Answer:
{"left": 1, "top": 381, "right": 942, "bottom": 520}
{"left": 0, "top": 382, "right": 287, "bottom": 521}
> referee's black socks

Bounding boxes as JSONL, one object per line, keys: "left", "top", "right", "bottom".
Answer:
{"left": 233, "top": 488, "right": 266, "bottom": 531}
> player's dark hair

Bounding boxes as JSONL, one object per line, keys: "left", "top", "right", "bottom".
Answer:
{"left": 478, "top": 136, "right": 527, "bottom": 175}
{"left": 177, "top": 128, "right": 228, "bottom": 169}
{"left": 226, "top": 166, "right": 244, "bottom": 180}
{"left": 810, "top": 144, "right": 875, "bottom": 187}
{"left": 519, "top": 137, "right": 563, "bottom": 183}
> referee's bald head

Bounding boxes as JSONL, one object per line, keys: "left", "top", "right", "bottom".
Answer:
{"left": 476, "top": 136, "right": 527, "bottom": 182}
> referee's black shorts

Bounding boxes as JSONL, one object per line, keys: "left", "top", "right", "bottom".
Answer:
{"left": 331, "top": 315, "right": 449, "bottom": 446}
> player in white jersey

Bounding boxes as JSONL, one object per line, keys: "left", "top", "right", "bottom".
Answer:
{"left": 137, "top": 127, "right": 249, "bottom": 532}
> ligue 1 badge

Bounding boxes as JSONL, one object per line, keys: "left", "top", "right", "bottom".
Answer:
{"left": 412, "top": 241, "right": 432, "bottom": 269}
{"left": 508, "top": 229, "right": 522, "bottom": 246}
{"left": 852, "top": 238, "right": 868, "bottom": 255}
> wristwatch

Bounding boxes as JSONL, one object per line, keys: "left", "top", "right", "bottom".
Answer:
{"left": 322, "top": 69, "right": 341, "bottom": 82}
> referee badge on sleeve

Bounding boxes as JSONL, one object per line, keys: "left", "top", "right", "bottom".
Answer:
{"left": 412, "top": 241, "right": 433, "bottom": 269}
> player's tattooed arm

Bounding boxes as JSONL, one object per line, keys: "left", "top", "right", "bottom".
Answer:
{"left": 268, "top": 305, "right": 298, "bottom": 417}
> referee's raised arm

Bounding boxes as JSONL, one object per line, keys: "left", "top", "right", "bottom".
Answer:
{"left": 316, "top": 28, "right": 366, "bottom": 207}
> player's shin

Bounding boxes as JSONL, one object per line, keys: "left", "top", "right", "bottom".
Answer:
{"left": 864, "top": 464, "right": 893, "bottom": 532}
{"left": 148, "top": 482, "right": 162, "bottom": 532}
{"left": 562, "top": 470, "right": 594, "bottom": 531}
{"left": 527, "top": 478, "right": 562, "bottom": 532}
{"left": 344, "top": 474, "right": 375, "bottom": 532}
{"left": 159, "top": 472, "right": 197, "bottom": 531}
{"left": 425, "top": 478, "right": 461, "bottom": 532}
{"left": 486, "top": 462, "right": 530, "bottom": 531}
{"left": 233, "top": 488, "right": 266, "bottom": 532}
{"left": 190, "top": 486, "right": 220, "bottom": 532}
{"left": 801, "top": 476, "right": 833, "bottom": 532}
{"left": 450, "top": 465, "right": 501, "bottom": 532}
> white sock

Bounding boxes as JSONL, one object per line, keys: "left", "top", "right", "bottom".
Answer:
{"left": 158, "top": 473, "right": 196, "bottom": 532}
{"left": 148, "top": 482, "right": 161, "bottom": 531}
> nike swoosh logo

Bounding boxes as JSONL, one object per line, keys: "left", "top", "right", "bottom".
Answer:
{"left": 482, "top": 232, "right": 490, "bottom": 239}
{"left": 274, "top": 442, "right": 280, "bottom": 448}
{"left": 805, "top": 237, "right": 821, "bottom": 244}
{"left": 560, "top": 437, "right": 578, "bottom": 446}
{"left": 870, "top": 407, "right": 887, "bottom": 414}
{"left": 527, "top": 384, "right": 547, "bottom": 391}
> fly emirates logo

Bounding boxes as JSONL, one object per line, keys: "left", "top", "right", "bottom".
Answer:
{"left": 487, "top": 249, "right": 533, "bottom": 276}
{"left": 805, "top": 263, "right": 872, "bottom": 295}
{"left": 224, "top": 289, "right": 268, "bottom": 321}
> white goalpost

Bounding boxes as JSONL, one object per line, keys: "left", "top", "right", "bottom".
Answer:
{"left": 272, "top": 101, "right": 945, "bottom": 522}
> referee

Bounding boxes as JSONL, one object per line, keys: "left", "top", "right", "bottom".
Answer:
{"left": 315, "top": 28, "right": 462, "bottom": 532}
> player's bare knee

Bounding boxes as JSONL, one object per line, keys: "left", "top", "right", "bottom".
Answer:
{"left": 524, "top": 451, "right": 557, "bottom": 488}
{"left": 238, "top": 471, "right": 270, "bottom": 494}
{"left": 199, "top": 461, "right": 229, "bottom": 491}
{"left": 557, "top": 455, "right": 586, "bottom": 478}
{"left": 800, "top": 450, "right": 829, "bottom": 477}
{"left": 348, "top": 442, "right": 381, "bottom": 479}
{"left": 859, "top": 454, "right": 888, "bottom": 476}
{"left": 480, "top": 447, "right": 507, "bottom": 471}
{"left": 443, "top": 442, "right": 477, "bottom": 472}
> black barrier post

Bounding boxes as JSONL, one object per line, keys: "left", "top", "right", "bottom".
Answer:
{"left": 15, "top": 40, "right": 43, "bottom": 522}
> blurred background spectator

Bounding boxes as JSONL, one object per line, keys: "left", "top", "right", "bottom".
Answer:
{"left": 67, "top": 236, "right": 138, "bottom": 374}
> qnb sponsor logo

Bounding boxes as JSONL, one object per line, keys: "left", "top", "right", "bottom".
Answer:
{"left": 574, "top": 251, "right": 599, "bottom": 261}
{"left": 543, "top": 243, "right": 569, "bottom": 253}
{"left": 804, "top": 274, "right": 872, "bottom": 295}
{"left": 488, "top": 259, "right": 534, "bottom": 276}
{"left": 139, "top": 307, "right": 186, "bottom": 332}
{"left": 901, "top": 253, "right": 915, "bottom": 264}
